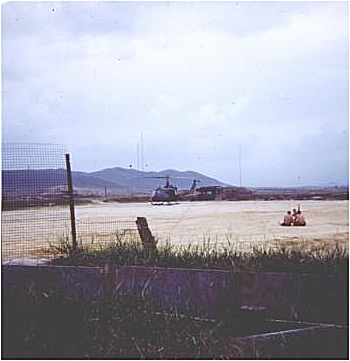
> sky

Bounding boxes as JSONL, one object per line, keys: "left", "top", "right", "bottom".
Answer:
{"left": 2, "top": 1, "right": 349, "bottom": 187}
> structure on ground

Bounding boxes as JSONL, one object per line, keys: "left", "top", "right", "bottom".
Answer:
{"left": 2, "top": 264, "right": 348, "bottom": 358}
{"left": 184, "top": 185, "right": 253, "bottom": 201}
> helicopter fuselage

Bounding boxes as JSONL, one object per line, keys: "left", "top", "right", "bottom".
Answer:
{"left": 151, "top": 186, "right": 178, "bottom": 204}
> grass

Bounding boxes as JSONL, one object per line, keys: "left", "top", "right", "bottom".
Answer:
{"left": 51, "top": 234, "right": 349, "bottom": 276}
{"left": 5, "top": 235, "right": 349, "bottom": 359}
{"left": 3, "top": 288, "right": 348, "bottom": 359}
{"left": 2, "top": 289, "right": 211, "bottom": 359}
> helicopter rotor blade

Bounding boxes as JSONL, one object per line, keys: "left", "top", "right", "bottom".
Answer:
{"left": 124, "top": 173, "right": 203, "bottom": 180}
{"left": 124, "top": 176, "right": 168, "bottom": 180}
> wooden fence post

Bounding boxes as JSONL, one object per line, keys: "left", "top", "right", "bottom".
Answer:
{"left": 136, "top": 217, "right": 157, "bottom": 251}
{"left": 65, "top": 153, "right": 77, "bottom": 252}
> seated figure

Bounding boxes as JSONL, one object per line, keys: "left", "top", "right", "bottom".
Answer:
{"left": 281, "top": 211, "right": 293, "bottom": 226}
{"left": 293, "top": 211, "right": 306, "bottom": 226}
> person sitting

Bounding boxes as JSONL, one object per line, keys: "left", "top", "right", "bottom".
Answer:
{"left": 293, "top": 210, "right": 306, "bottom": 226}
{"left": 281, "top": 211, "right": 293, "bottom": 226}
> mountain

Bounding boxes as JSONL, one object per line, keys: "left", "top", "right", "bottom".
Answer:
{"left": 2, "top": 167, "right": 230, "bottom": 196}
{"left": 73, "top": 171, "right": 126, "bottom": 189}
{"left": 90, "top": 167, "right": 229, "bottom": 192}
{"left": 2, "top": 169, "right": 67, "bottom": 195}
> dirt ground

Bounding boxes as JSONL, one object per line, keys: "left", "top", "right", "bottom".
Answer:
{"left": 80, "top": 200, "right": 348, "bottom": 251}
{"left": 2, "top": 200, "right": 348, "bottom": 260}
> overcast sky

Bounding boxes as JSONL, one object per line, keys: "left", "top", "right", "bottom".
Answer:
{"left": 2, "top": 1, "right": 349, "bottom": 187}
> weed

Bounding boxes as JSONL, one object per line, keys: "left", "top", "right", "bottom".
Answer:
{"left": 51, "top": 234, "right": 348, "bottom": 276}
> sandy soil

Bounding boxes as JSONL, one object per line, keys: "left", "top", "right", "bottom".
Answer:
{"left": 2, "top": 200, "right": 348, "bottom": 260}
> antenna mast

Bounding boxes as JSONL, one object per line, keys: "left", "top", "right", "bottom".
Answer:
{"left": 137, "top": 142, "right": 140, "bottom": 170}
{"left": 239, "top": 143, "right": 242, "bottom": 187}
{"left": 141, "top": 131, "right": 144, "bottom": 172}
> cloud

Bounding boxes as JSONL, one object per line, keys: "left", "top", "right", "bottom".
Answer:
{"left": 2, "top": 1, "right": 348, "bottom": 186}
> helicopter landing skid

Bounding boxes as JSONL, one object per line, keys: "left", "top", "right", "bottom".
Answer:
{"left": 151, "top": 201, "right": 179, "bottom": 206}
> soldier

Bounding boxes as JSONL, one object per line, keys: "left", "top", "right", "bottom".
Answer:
{"left": 294, "top": 210, "right": 306, "bottom": 226}
{"left": 281, "top": 211, "right": 293, "bottom": 226}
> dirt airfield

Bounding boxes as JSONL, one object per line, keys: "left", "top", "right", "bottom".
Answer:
{"left": 75, "top": 199, "right": 349, "bottom": 251}
{"left": 2, "top": 200, "right": 348, "bottom": 260}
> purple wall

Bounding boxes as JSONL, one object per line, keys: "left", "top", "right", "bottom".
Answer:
{"left": 2, "top": 265, "right": 347, "bottom": 323}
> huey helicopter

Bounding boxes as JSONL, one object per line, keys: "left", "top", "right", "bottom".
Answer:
{"left": 148, "top": 176, "right": 200, "bottom": 205}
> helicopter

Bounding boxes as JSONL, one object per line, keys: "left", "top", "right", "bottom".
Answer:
{"left": 148, "top": 176, "right": 200, "bottom": 205}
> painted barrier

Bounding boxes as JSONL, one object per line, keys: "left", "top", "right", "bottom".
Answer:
{"left": 2, "top": 264, "right": 347, "bottom": 323}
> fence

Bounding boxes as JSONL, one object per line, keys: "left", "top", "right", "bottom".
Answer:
{"left": 1, "top": 143, "right": 139, "bottom": 262}
{"left": 75, "top": 219, "right": 139, "bottom": 246}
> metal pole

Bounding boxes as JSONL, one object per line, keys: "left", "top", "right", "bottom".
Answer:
{"left": 65, "top": 153, "right": 77, "bottom": 251}
{"left": 239, "top": 143, "right": 242, "bottom": 187}
{"left": 141, "top": 131, "right": 144, "bottom": 172}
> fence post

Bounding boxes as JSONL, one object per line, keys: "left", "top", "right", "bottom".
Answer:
{"left": 65, "top": 153, "right": 77, "bottom": 251}
{"left": 136, "top": 217, "right": 157, "bottom": 252}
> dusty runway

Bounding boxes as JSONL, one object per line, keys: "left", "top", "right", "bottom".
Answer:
{"left": 75, "top": 200, "right": 349, "bottom": 250}
{"left": 2, "top": 200, "right": 348, "bottom": 260}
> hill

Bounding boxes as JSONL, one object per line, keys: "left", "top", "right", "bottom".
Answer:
{"left": 90, "top": 167, "right": 229, "bottom": 192}
{"left": 2, "top": 167, "right": 230, "bottom": 196}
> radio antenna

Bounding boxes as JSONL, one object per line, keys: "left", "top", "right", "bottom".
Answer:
{"left": 239, "top": 143, "right": 242, "bottom": 187}
{"left": 136, "top": 142, "right": 140, "bottom": 170}
{"left": 141, "top": 131, "right": 144, "bottom": 172}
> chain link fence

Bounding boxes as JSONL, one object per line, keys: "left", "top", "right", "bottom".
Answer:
{"left": 2, "top": 143, "right": 139, "bottom": 263}
{"left": 2, "top": 143, "right": 70, "bottom": 261}
{"left": 76, "top": 219, "right": 138, "bottom": 244}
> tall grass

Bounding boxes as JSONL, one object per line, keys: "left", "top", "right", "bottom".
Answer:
{"left": 5, "top": 288, "right": 347, "bottom": 359}
{"left": 51, "top": 234, "right": 348, "bottom": 276}
{"left": 2, "top": 288, "right": 230, "bottom": 359}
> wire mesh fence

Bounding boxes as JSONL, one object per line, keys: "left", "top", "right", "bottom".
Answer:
{"left": 2, "top": 143, "right": 70, "bottom": 261}
{"left": 75, "top": 219, "right": 139, "bottom": 247}
{"left": 2, "top": 143, "right": 139, "bottom": 262}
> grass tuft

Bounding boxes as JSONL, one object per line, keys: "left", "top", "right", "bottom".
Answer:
{"left": 51, "top": 234, "right": 348, "bottom": 276}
